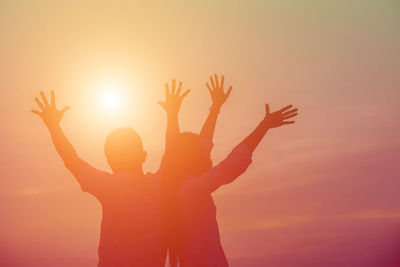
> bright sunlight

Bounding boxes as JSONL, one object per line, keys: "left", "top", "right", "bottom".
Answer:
{"left": 101, "top": 90, "right": 121, "bottom": 110}
{"left": 96, "top": 81, "right": 126, "bottom": 113}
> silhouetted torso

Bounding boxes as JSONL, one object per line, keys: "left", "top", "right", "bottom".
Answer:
{"left": 177, "top": 143, "right": 252, "bottom": 267}
{"left": 75, "top": 164, "right": 166, "bottom": 267}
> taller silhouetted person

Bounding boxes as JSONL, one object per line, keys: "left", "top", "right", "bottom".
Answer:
{"left": 32, "top": 90, "right": 167, "bottom": 266}
{"left": 160, "top": 75, "right": 298, "bottom": 267}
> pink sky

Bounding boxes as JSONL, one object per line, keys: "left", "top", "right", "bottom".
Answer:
{"left": 1, "top": 1, "right": 400, "bottom": 266}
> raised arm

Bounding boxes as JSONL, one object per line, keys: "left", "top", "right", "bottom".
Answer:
{"left": 242, "top": 103, "right": 298, "bottom": 153}
{"left": 158, "top": 80, "right": 190, "bottom": 267}
{"left": 199, "top": 74, "right": 232, "bottom": 142}
{"left": 32, "top": 91, "right": 85, "bottom": 175}
{"left": 195, "top": 103, "right": 298, "bottom": 194}
{"left": 158, "top": 79, "right": 190, "bottom": 154}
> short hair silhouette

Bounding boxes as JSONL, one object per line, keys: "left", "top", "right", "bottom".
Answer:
{"left": 104, "top": 128, "right": 146, "bottom": 173}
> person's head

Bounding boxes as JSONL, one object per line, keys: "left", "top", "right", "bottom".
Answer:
{"left": 171, "top": 132, "right": 212, "bottom": 179}
{"left": 104, "top": 128, "right": 146, "bottom": 173}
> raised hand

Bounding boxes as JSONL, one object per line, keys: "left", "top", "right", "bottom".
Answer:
{"left": 158, "top": 79, "right": 190, "bottom": 114}
{"left": 263, "top": 104, "right": 298, "bottom": 128}
{"left": 206, "top": 74, "right": 232, "bottom": 110}
{"left": 242, "top": 104, "right": 298, "bottom": 153}
{"left": 32, "top": 90, "right": 70, "bottom": 128}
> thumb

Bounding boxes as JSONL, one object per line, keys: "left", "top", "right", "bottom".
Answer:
{"left": 265, "top": 103, "right": 270, "bottom": 114}
{"left": 31, "top": 109, "right": 42, "bottom": 116}
{"left": 60, "top": 106, "right": 70, "bottom": 116}
{"left": 158, "top": 101, "right": 166, "bottom": 110}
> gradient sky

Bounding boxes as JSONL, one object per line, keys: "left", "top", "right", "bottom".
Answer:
{"left": 1, "top": 0, "right": 400, "bottom": 266}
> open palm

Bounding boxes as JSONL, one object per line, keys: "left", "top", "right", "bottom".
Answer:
{"left": 32, "top": 91, "right": 70, "bottom": 128}
{"left": 158, "top": 79, "right": 190, "bottom": 114}
{"left": 264, "top": 104, "right": 298, "bottom": 128}
{"left": 206, "top": 74, "right": 232, "bottom": 109}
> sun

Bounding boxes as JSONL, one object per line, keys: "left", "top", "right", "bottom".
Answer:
{"left": 96, "top": 80, "right": 126, "bottom": 113}
{"left": 91, "top": 77, "right": 136, "bottom": 123}
{"left": 101, "top": 90, "right": 121, "bottom": 110}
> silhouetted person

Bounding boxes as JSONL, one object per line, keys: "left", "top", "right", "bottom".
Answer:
{"left": 158, "top": 75, "right": 231, "bottom": 266}
{"left": 31, "top": 91, "right": 166, "bottom": 266}
{"left": 159, "top": 75, "right": 298, "bottom": 266}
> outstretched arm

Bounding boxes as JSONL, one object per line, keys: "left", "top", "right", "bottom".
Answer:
{"left": 194, "top": 103, "right": 298, "bottom": 194}
{"left": 32, "top": 91, "right": 85, "bottom": 175}
{"left": 242, "top": 104, "right": 298, "bottom": 153}
{"left": 200, "top": 74, "right": 232, "bottom": 143}
{"left": 158, "top": 79, "right": 190, "bottom": 153}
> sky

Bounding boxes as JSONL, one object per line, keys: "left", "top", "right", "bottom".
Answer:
{"left": 1, "top": 0, "right": 400, "bottom": 266}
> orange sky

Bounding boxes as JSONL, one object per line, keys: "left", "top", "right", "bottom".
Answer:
{"left": 1, "top": 1, "right": 400, "bottom": 266}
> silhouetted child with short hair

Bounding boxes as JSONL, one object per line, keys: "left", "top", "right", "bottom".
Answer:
{"left": 32, "top": 91, "right": 167, "bottom": 266}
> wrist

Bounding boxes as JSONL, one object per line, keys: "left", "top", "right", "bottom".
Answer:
{"left": 167, "top": 110, "right": 179, "bottom": 117}
{"left": 209, "top": 104, "right": 221, "bottom": 114}
{"left": 260, "top": 118, "right": 271, "bottom": 129}
{"left": 46, "top": 121, "right": 60, "bottom": 131}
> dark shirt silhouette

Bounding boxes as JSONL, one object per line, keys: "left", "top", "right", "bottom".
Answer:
{"left": 32, "top": 91, "right": 166, "bottom": 266}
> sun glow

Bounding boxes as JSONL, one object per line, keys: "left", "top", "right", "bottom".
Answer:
{"left": 96, "top": 81, "right": 125, "bottom": 113}
{"left": 89, "top": 76, "right": 142, "bottom": 126}
{"left": 101, "top": 90, "right": 121, "bottom": 110}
